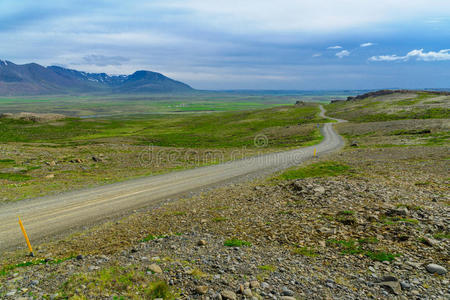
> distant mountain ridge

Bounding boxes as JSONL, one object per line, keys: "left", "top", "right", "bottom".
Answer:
{"left": 0, "top": 60, "right": 193, "bottom": 95}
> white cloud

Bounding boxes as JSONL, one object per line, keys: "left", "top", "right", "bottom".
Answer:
{"left": 360, "top": 42, "right": 374, "bottom": 47}
{"left": 312, "top": 53, "right": 322, "bottom": 57}
{"left": 327, "top": 45, "right": 342, "bottom": 49}
{"left": 370, "top": 49, "right": 450, "bottom": 62}
{"left": 336, "top": 50, "right": 350, "bottom": 58}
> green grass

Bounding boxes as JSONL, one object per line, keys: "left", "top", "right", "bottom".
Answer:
{"left": 365, "top": 251, "right": 400, "bottom": 262}
{"left": 0, "top": 256, "right": 75, "bottom": 277}
{"left": 291, "top": 246, "right": 319, "bottom": 257}
{"left": 61, "top": 266, "right": 175, "bottom": 299}
{"left": 278, "top": 161, "right": 350, "bottom": 180}
{"left": 224, "top": 239, "right": 252, "bottom": 247}
{"left": 352, "top": 108, "right": 450, "bottom": 122}
{"left": 433, "top": 232, "right": 450, "bottom": 240}
{"left": 327, "top": 239, "right": 400, "bottom": 261}
{"left": 0, "top": 173, "right": 32, "bottom": 181}
{"left": 380, "top": 216, "right": 419, "bottom": 225}
{"left": 212, "top": 217, "right": 228, "bottom": 222}
{"left": 257, "top": 265, "right": 276, "bottom": 272}
{"left": 140, "top": 234, "right": 169, "bottom": 242}
{"left": 0, "top": 159, "right": 15, "bottom": 163}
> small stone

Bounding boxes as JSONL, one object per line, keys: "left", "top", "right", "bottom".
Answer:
{"left": 243, "top": 288, "right": 252, "bottom": 297}
{"left": 221, "top": 290, "right": 237, "bottom": 300}
{"left": 45, "top": 174, "right": 55, "bottom": 179}
{"left": 6, "top": 291, "right": 16, "bottom": 296}
{"left": 30, "top": 280, "right": 39, "bottom": 285}
{"left": 281, "top": 297, "right": 296, "bottom": 300}
{"left": 76, "top": 254, "right": 84, "bottom": 260}
{"left": 379, "top": 281, "right": 401, "bottom": 295}
{"left": 400, "top": 281, "right": 411, "bottom": 290}
{"left": 197, "top": 240, "right": 207, "bottom": 246}
{"left": 148, "top": 264, "right": 163, "bottom": 274}
{"left": 213, "top": 293, "right": 222, "bottom": 300}
{"left": 88, "top": 266, "right": 99, "bottom": 271}
{"left": 261, "top": 282, "right": 270, "bottom": 289}
{"left": 313, "top": 186, "right": 325, "bottom": 194}
{"left": 281, "top": 287, "right": 294, "bottom": 296}
{"left": 420, "top": 237, "right": 437, "bottom": 247}
{"left": 196, "top": 286, "right": 208, "bottom": 294}
{"left": 425, "top": 264, "right": 447, "bottom": 275}
{"left": 250, "top": 280, "right": 260, "bottom": 289}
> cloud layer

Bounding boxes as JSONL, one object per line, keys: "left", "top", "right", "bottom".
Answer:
{"left": 370, "top": 49, "right": 450, "bottom": 62}
{"left": 0, "top": 0, "right": 449, "bottom": 89}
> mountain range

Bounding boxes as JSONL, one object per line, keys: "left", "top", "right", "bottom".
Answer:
{"left": 0, "top": 60, "right": 193, "bottom": 95}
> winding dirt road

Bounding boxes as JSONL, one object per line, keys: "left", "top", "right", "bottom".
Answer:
{"left": 0, "top": 106, "right": 344, "bottom": 252}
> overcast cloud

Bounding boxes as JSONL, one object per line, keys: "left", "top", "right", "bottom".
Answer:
{"left": 0, "top": 0, "right": 449, "bottom": 89}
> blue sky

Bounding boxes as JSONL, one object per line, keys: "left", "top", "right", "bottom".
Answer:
{"left": 1, "top": 0, "right": 450, "bottom": 90}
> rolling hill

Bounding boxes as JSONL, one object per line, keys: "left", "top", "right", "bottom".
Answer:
{"left": 0, "top": 60, "right": 193, "bottom": 95}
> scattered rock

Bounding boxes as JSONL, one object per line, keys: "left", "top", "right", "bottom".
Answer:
{"left": 148, "top": 264, "right": 163, "bottom": 274}
{"left": 425, "top": 264, "right": 447, "bottom": 275}
{"left": 379, "top": 276, "right": 402, "bottom": 295}
{"left": 197, "top": 239, "right": 207, "bottom": 246}
{"left": 250, "top": 280, "right": 260, "bottom": 289}
{"left": 400, "top": 281, "right": 411, "bottom": 290}
{"left": 281, "top": 287, "right": 294, "bottom": 296}
{"left": 195, "top": 285, "right": 208, "bottom": 294}
{"left": 221, "top": 290, "right": 237, "bottom": 300}
{"left": 313, "top": 186, "right": 325, "bottom": 194}
{"left": 243, "top": 288, "right": 252, "bottom": 297}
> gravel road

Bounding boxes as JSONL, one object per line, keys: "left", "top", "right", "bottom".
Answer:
{"left": 0, "top": 106, "right": 344, "bottom": 252}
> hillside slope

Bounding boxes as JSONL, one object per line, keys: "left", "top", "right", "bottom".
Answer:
{"left": 326, "top": 90, "right": 449, "bottom": 122}
{"left": 0, "top": 60, "right": 193, "bottom": 95}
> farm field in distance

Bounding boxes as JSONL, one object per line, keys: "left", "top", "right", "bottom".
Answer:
{"left": 0, "top": 90, "right": 356, "bottom": 117}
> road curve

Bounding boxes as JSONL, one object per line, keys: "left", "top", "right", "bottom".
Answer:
{"left": 0, "top": 106, "right": 345, "bottom": 252}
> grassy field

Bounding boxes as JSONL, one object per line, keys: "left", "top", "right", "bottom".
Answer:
{"left": 0, "top": 103, "right": 327, "bottom": 203}
{"left": 0, "top": 90, "right": 360, "bottom": 117}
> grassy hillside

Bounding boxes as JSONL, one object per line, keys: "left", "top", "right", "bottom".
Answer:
{"left": 326, "top": 91, "right": 449, "bottom": 122}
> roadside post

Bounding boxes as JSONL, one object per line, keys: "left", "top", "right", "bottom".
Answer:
{"left": 18, "top": 217, "right": 34, "bottom": 257}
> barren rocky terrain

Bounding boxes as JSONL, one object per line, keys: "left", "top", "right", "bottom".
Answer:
{"left": 0, "top": 143, "right": 448, "bottom": 299}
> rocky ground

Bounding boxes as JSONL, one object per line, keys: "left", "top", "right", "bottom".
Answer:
{"left": 0, "top": 139, "right": 448, "bottom": 299}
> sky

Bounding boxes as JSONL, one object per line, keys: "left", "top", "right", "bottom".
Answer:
{"left": 1, "top": 0, "right": 450, "bottom": 90}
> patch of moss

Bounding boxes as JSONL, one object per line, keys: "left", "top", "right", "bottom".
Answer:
{"left": 224, "top": 239, "right": 252, "bottom": 247}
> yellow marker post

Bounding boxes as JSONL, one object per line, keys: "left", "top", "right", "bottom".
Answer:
{"left": 313, "top": 148, "right": 317, "bottom": 157}
{"left": 18, "top": 217, "right": 34, "bottom": 257}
